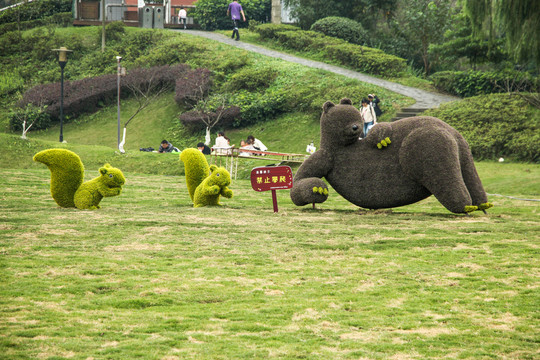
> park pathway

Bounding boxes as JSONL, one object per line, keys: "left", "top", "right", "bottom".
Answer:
{"left": 173, "top": 30, "right": 459, "bottom": 109}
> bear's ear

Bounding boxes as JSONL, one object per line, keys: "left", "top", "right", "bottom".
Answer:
{"left": 99, "top": 167, "right": 108, "bottom": 175}
{"left": 340, "top": 98, "right": 352, "bottom": 105}
{"left": 209, "top": 165, "right": 217, "bottom": 173}
{"left": 322, "top": 101, "right": 335, "bottom": 113}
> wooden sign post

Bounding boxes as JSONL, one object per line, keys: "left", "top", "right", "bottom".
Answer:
{"left": 251, "top": 166, "right": 293, "bottom": 213}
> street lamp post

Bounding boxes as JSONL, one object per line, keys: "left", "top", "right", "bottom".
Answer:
{"left": 52, "top": 47, "right": 72, "bottom": 143}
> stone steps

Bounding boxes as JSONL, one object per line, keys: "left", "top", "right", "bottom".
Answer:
{"left": 390, "top": 107, "right": 429, "bottom": 122}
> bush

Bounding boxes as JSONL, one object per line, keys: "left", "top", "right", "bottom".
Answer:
{"left": 180, "top": 106, "right": 241, "bottom": 131}
{"left": 175, "top": 68, "right": 213, "bottom": 108}
{"left": 310, "top": 16, "right": 368, "bottom": 45}
{"left": 192, "top": 0, "right": 271, "bottom": 31}
{"left": 223, "top": 65, "right": 277, "bottom": 91}
{"left": 430, "top": 70, "right": 539, "bottom": 98}
{"left": 423, "top": 94, "right": 540, "bottom": 162}
{"left": 275, "top": 30, "right": 328, "bottom": 51}
{"left": 255, "top": 23, "right": 300, "bottom": 39}
{"left": 96, "top": 21, "right": 126, "bottom": 44}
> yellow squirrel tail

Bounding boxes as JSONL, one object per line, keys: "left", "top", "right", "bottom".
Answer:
{"left": 180, "top": 148, "right": 209, "bottom": 202}
{"left": 33, "top": 149, "right": 84, "bottom": 208}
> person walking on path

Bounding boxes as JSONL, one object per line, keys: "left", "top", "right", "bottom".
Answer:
{"left": 227, "top": 1, "right": 245, "bottom": 41}
{"left": 368, "top": 94, "right": 382, "bottom": 117}
{"left": 179, "top": 7, "right": 187, "bottom": 29}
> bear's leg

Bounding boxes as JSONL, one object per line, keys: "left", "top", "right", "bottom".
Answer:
{"left": 458, "top": 142, "right": 492, "bottom": 212}
{"left": 401, "top": 129, "right": 475, "bottom": 214}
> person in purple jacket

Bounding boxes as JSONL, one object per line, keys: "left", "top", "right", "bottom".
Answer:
{"left": 227, "top": 1, "right": 246, "bottom": 41}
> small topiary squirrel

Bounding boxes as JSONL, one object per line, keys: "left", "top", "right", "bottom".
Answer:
{"left": 180, "top": 148, "right": 233, "bottom": 207}
{"left": 34, "top": 149, "right": 126, "bottom": 210}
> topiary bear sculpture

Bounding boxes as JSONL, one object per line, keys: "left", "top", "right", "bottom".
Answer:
{"left": 180, "top": 148, "right": 233, "bottom": 207}
{"left": 290, "top": 98, "right": 493, "bottom": 214}
{"left": 34, "top": 149, "right": 125, "bottom": 210}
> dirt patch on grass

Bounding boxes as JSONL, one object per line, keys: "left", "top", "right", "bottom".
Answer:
{"left": 104, "top": 243, "right": 164, "bottom": 252}
{"left": 394, "top": 327, "right": 455, "bottom": 337}
{"left": 293, "top": 308, "right": 321, "bottom": 321}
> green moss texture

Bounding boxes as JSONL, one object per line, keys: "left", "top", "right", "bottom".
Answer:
{"left": 34, "top": 149, "right": 125, "bottom": 210}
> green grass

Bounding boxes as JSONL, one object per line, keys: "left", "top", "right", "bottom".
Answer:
{"left": 0, "top": 160, "right": 539, "bottom": 359}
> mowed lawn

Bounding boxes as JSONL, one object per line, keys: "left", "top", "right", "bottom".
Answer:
{"left": 0, "top": 162, "right": 538, "bottom": 360}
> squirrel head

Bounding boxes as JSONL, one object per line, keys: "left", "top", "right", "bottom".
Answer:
{"left": 208, "top": 165, "right": 231, "bottom": 187}
{"left": 99, "top": 164, "right": 126, "bottom": 188}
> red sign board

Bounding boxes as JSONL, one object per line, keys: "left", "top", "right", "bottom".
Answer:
{"left": 251, "top": 166, "right": 293, "bottom": 192}
{"left": 251, "top": 166, "right": 293, "bottom": 213}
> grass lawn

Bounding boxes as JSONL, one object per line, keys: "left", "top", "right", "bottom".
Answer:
{"left": 1, "top": 161, "right": 538, "bottom": 359}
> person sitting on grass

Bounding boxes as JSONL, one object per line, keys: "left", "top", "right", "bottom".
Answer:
{"left": 158, "top": 140, "right": 180, "bottom": 153}
{"left": 197, "top": 142, "right": 211, "bottom": 155}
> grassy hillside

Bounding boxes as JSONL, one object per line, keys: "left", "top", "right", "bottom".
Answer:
{"left": 1, "top": 25, "right": 414, "bottom": 155}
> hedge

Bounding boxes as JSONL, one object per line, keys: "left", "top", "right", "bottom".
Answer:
{"left": 174, "top": 68, "right": 213, "bottom": 108}
{"left": 255, "top": 24, "right": 406, "bottom": 78}
{"left": 423, "top": 93, "right": 540, "bottom": 162}
{"left": 0, "top": 12, "right": 71, "bottom": 33}
{"left": 255, "top": 23, "right": 300, "bottom": 39}
{"left": 0, "top": 0, "right": 71, "bottom": 26}
{"left": 430, "top": 70, "right": 539, "bottom": 98}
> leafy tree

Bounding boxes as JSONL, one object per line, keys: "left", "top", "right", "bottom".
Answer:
{"left": 463, "top": 0, "right": 540, "bottom": 70}
{"left": 283, "top": 0, "right": 397, "bottom": 30}
{"left": 429, "top": 11, "right": 506, "bottom": 70}
{"left": 390, "top": 0, "right": 453, "bottom": 76}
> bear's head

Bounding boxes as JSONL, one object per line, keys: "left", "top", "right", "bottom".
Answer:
{"left": 320, "top": 98, "right": 363, "bottom": 148}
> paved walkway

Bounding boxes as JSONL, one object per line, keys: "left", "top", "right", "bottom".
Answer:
{"left": 172, "top": 30, "right": 459, "bottom": 109}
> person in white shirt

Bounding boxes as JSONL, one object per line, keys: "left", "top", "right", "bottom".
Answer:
{"left": 214, "top": 131, "right": 230, "bottom": 154}
{"left": 247, "top": 135, "right": 267, "bottom": 152}
{"left": 360, "top": 98, "right": 377, "bottom": 136}
{"left": 178, "top": 7, "right": 187, "bottom": 29}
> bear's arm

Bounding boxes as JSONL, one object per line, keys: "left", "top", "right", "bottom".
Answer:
{"left": 290, "top": 149, "right": 333, "bottom": 206}
{"left": 294, "top": 149, "right": 333, "bottom": 181}
{"left": 364, "top": 122, "right": 393, "bottom": 149}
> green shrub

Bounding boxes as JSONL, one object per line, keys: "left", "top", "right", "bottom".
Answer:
{"left": 275, "top": 30, "right": 328, "bottom": 51}
{"left": 255, "top": 23, "right": 300, "bottom": 39}
{"left": 0, "top": 12, "right": 71, "bottom": 33}
{"left": 323, "top": 42, "right": 406, "bottom": 77}
{"left": 96, "top": 21, "right": 126, "bottom": 44}
{"left": 423, "top": 94, "right": 540, "bottom": 162}
{"left": 224, "top": 65, "right": 277, "bottom": 91}
{"left": 310, "top": 16, "right": 368, "bottom": 45}
{"left": 430, "top": 70, "right": 539, "bottom": 98}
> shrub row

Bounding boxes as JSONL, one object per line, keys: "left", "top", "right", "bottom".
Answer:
{"left": 0, "top": 0, "right": 71, "bottom": 26}
{"left": 0, "top": 12, "right": 71, "bottom": 33}
{"left": 12, "top": 64, "right": 190, "bottom": 131}
{"left": 423, "top": 93, "right": 540, "bottom": 162}
{"left": 255, "top": 26, "right": 407, "bottom": 77}
{"left": 255, "top": 23, "right": 300, "bottom": 39}
{"left": 430, "top": 70, "right": 539, "bottom": 98}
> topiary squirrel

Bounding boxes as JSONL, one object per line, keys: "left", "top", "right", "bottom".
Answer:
{"left": 34, "top": 149, "right": 126, "bottom": 210}
{"left": 180, "top": 148, "right": 233, "bottom": 207}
